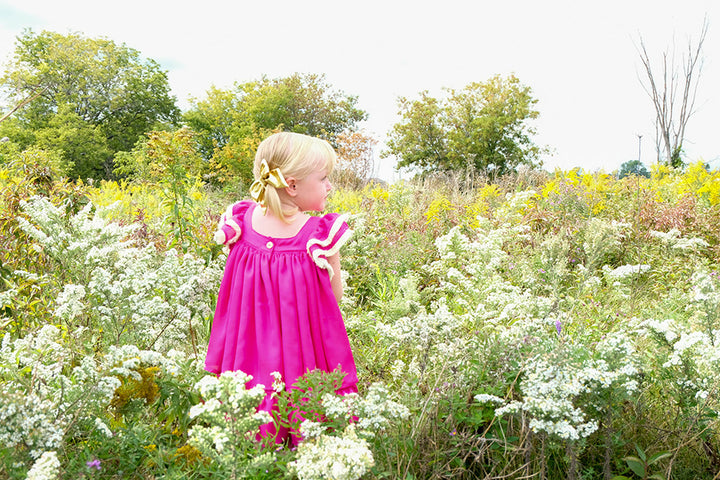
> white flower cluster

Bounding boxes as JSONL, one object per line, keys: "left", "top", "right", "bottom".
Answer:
{"left": 493, "top": 333, "right": 639, "bottom": 441}
{"left": 0, "top": 389, "right": 64, "bottom": 459}
{"left": 5, "top": 324, "right": 66, "bottom": 385}
{"left": 427, "top": 220, "right": 553, "bottom": 332}
{"left": 0, "top": 326, "right": 123, "bottom": 459}
{"left": 650, "top": 228, "right": 709, "bottom": 250}
{"left": 389, "top": 358, "right": 421, "bottom": 381}
{"left": 289, "top": 425, "right": 374, "bottom": 480}
{"left": 17, "top": 196, "right": 224, "bottom": 352}
{"left": 474, "top": 393, "right": 505, "bottom": 405}
{"left": 477, "top": 283, "right": 554, "bottom": 328}
{"left": 102, "top": 343, "right": 176, "bottom": 380}
{"left": 690, "top": 269, "right": 720, "bottom": 304}
{"left": 582, "top": 218, "right": 629, "bottom": 271}
{"left": 352, "top": 383, "right": 410, "bottom": 434}
{"left": 18, "top": 197, "right": 137, "bottom": 258}
{"left": 94, "top": 417, "right": 113, "bottom": 437}
{"left": 299, "top": 419, "right": 328, "bottom": 439}
{"left": 0, "top": 286, "right": 19, "bottom": 310}
{"left": 319, "top": 383, "right": 410, "bottom": 437}
{"left": 430, "top": 223, "right": 517, "bottom": 284}
{"left": 26, "top": 451, "right": 61, "bottom": 480}
{"left": 188, "top": 371, "right": 272, "bottom": 466}
{"left": 603, "top": 264, "right": 651, "bottom": 280}
{"left": 53, "top": 283, "right": 87, "bottom": 321}
{"left": 494, "top": 190, "right": 537, "bottom": 221}
{"left": 638, "top": 316, "right": 720, "bottom": 407}
{"left": 639, "top": 318, "right": 679, "bottom": 343}
{"left": 376, "top": 302, "right": 463, "bottom": 354}
{"left": 86, "top": 244, "right": 222, "bottom": 352}
{"left": 640, "top": 318, "right": 720, "bottom": 373}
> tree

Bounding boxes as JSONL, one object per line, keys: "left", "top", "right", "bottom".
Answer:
{"left": 637, "top": 18, "right": 708, "bottom": 168}
{"left": 333, "top": 130, "right": 378, "bottom": 189}
{"left": 183, "top": 73, "right": 368, "bottom": 186}
{"left": 0, "top": 29, "right": 181, "bottom": 179}
{"left": 182, "top": 86, "right": 247, "bottom": 161}
{"left": 384, "top": 92, "right": 450, "bottom": 172}
{"left": 385, "top": 74, "right": 542, "bottom": 177}
{"left": 618, "top": 159, "right": 650, "bottom": 179}
{"left": 184, "top": 73, "right": 367, "bottom": 151}
{"left": 242, "top": 73, "right": 368, "bottom": 139}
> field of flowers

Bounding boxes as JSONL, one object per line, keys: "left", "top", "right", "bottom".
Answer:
{"left": 2, "top": 150, "right": 720, "bottom": 479}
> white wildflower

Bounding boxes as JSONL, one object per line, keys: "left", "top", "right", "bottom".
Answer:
{"left": 53, "top": 284, "right": 86, "bottom": 321}
{"left": 474, "top": 393, "right": 506, "bottom": 405}
{"left": 354, "top": 383, "right": 410, "bottom": 435}
{"left": 390, "top": 359, "right": 407, "bottom": 381}
{"left": 94, "top": 417, "right": 113, "bottom": 437}
{"left": 649, "top": 228, "right": 681, "bottom": 243}
{"left": 604, "top": 264, "right": 651, "bottom": 280}
{"left": 271, "top": 371, "right": 285, "bottom": 393}
{"left": 299, "top": 420, "right": 327, "bottom": 440}
{"left": 673, "top": 237, "right": 709, "bottom": 250}
{"left": 322, "top": 392, "right": 357, "bottom": 421}
{"left": 696, "top": 390, "right": 709, "bottom": 400}
{"left": 651, "top": 228, "right": 708, "bottom": 250}
{"left": 26, "top": 451, "right": 61, "bottom": 480}
{"left": 290, "top": 425, "right": 374, "bottom": 480}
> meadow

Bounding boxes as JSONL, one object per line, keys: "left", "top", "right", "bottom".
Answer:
{"left": 2, "top": 152, "right": 720, "bottom": 480}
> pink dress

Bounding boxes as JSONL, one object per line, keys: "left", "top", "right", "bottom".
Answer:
{"left": 205, "top": 200, "right": 358, "bottom": 410}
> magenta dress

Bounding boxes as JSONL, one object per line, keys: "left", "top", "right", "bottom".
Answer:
{"left": 205, "top": 200, "right": 358, "bottom": 423}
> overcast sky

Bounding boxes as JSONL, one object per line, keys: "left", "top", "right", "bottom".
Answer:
{"left": 1, "top": 0, "right": 718, "bottom": 181}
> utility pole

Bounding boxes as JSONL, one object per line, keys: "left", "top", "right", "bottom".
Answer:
{"left": 637, "top": 134, "right": 642, "bottom": 163}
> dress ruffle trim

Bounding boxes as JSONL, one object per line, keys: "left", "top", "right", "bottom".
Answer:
{"left": 214, "top": 201, "right": 244, "bottom": 246}
{"left": 306, "top": 213, "right": 352, "bottom": 280}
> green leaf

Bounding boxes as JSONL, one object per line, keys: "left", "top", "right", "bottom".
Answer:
{"left": 635, "top": 444, "right": 647, "bottom": 462}
{"left": 647, "top": 451, "right": 671, "bottom": 465}
{"left": 623, "top": 457, "right": 646, "bottom": 478}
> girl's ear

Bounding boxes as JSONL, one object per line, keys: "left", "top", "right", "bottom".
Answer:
{"left": 284, "top": 177, "right": 298, "bottom": 196}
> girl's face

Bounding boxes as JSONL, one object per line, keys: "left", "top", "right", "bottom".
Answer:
{"left": 292, "top": 162, "right": 333, "bottom": 212}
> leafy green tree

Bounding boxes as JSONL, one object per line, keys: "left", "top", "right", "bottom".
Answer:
{"left": 385, "top": 74, "right": 542, "bottom": 177}
{"left": 240, "top": 73, "right": 368, "bottom": 138}
{"left": 383, "top": 92, "right": 449, "bottom": 172}
{"left": 182, "top": 86, "right": 247, "bottom": 161}
{"left": 0, "top": 29, "right": 180, "bottom": 179}
{"left": 183, "top": 73, "right": 367, "bottom": 186}
{"left": 618, "top": 160, "right": 650, "bottom": 179}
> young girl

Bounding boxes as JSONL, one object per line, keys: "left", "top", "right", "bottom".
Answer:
{"left": 205, "top": 131, "right": 358, "bottom": 442}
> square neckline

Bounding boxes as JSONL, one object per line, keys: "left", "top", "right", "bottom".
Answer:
{"left": 245, "top": 202, "right": 317, "bottom": 243}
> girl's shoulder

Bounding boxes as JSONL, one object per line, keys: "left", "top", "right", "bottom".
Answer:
{"left": 306, "top": 212, "right": 353, "bottom": 277}
{"left": 214, "top": 200, "right": 255, "bottom": 247}
{"left": 308, "top": 212, "right": 350, "bottom": 243}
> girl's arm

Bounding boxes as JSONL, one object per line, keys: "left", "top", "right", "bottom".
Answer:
{"left": 328, "top": 252, "right": 343, "bottom": 303}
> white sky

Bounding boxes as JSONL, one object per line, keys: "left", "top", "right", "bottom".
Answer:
{"left": 0, "top": 0, "right": 718, "bottom": 181}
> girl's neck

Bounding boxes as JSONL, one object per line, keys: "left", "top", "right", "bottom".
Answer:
{"left": 252, "top": 204, "right": 309, "bottom": 238}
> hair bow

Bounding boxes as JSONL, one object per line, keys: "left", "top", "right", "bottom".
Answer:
{"left": 249, "top": 159, "right": 289, "bottom": 204}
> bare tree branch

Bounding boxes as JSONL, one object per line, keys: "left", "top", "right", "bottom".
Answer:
{"left": 0, "top": 87, "right": 45, "bottom": 124}
{"left": 636, "top": 16, "right": 708, "bottom": 167}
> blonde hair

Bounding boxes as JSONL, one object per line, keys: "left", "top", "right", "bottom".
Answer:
{"left": 253, "top": 132, "right": 337, "bottom": 222}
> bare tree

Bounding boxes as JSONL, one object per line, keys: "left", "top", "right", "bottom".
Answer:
{"left": 637, "top": 17, "right": 708, "bottom": 167}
